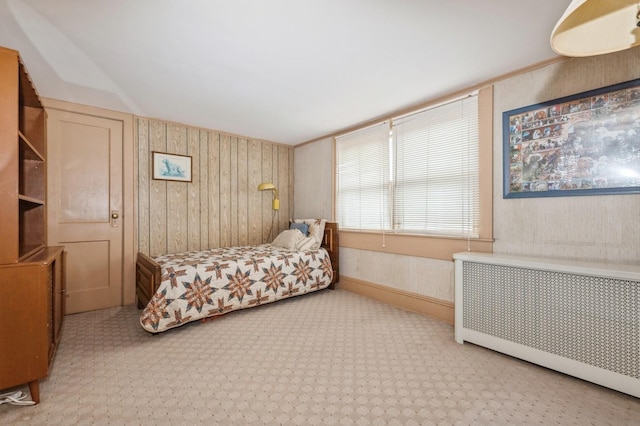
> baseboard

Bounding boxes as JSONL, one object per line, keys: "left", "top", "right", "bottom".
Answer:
{"left": 336, "top": 276, "right": 454, "bottom": 324}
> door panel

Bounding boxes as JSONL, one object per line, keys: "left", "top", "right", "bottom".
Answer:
{"left": 47, "top": 110, "right": 123, "bottom": 314}
{"left": 58, "top": 124, "right": 111, "bottom": 222}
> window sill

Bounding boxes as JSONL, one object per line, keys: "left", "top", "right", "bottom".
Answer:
{"left": 339, "top": 230, "right": 494, "bottom": 261}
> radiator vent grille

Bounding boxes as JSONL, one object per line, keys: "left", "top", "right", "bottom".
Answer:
{"left": 462, "top": 262, "right": 639, "bottom": 379}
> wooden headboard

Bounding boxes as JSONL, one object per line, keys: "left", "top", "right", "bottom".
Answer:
{"left": 322, "top": 222, "right": 340, "bottom": 287}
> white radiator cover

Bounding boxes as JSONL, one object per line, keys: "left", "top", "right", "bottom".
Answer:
{"left": 454, "top": 252, "right": 640, "bottom": 398}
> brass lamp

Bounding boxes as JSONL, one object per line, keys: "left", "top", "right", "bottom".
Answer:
{"left": 258, "top": 182, "right": 279, "bottom": 210}
{"left": 550, "top": 0, "right": 640, "bottom": 57}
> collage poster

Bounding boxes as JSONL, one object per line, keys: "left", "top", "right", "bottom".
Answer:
{"left": 504, "top": 79, "right": 640, "bottom": 198}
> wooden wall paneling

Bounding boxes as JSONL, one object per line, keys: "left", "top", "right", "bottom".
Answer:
{"left": 187, "top": 128, "right": 201, "bottom": 251}
{"left": 271, "top": 144, "right": 280, "bottom": 235}
{"left": 237, "top": 138, "right": 248, "bottom": 246}
{"left": 219, "top": 133, "right": 231, "bottom": 247}
{"left": 229, "top": 136, "right": 238, "bottom": 247}
{"left": 288, "top": 147, "right": 295, "bottom": 218}
{"left": 149, "top": 120, "right": 167, "bottom": 256}
{"left": 166, "top": 124, "right": 188, "bottom": 254}
{"left": 277, "top": 145, "right": 290, "bottom": 234}
{"left": 137, "top": 118, "right": 150, "bottom": 255}
{"left": 247, "top": 139, "right": 262, "bottom": 245}
{"left": 198, "top": 130, "right": 209, "bottom": 250}
{"left": 261, "top": 143, "right": 274, "bottom": 242}
{"left": 135, "top": 117, "right": 293, "bottom": 253}
{"left": 208, "top": 132, "right": 220, "bottom": 249}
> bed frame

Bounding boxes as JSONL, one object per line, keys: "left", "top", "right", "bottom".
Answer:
{"left": 136, "top": 222, "right": 340, "bottom": 309}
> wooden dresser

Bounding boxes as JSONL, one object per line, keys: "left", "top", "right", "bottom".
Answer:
{"left": 0, "top": 46, "right": 65, "bottom": 404}
{"left": 0, "top": 247, "right": 65, "bottom": 403}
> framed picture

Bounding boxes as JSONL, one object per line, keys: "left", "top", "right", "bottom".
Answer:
{"left": 503, "top": 78, "right": 640, "bottom": 198}
{"left": 152, "top": 151, "right": 192, "bottom": 182}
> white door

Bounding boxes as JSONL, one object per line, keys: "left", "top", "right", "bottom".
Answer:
{"left": 47, "top": 110, "right": 123, "bottom": 314}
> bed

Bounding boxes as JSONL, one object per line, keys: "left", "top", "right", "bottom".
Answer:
{"left": 136, "top": 221, "right": 339, "bottom": 333}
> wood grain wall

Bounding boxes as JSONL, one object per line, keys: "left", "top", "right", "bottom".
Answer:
{"left": 136, "top": 118, "right": 293, "bottom": 257}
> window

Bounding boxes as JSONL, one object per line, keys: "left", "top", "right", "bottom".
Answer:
{"left": 335, "top": 122, "right": 390, "bottom": 231}
{"left": 336, "top": 93, "right": 479, "bottom": 238}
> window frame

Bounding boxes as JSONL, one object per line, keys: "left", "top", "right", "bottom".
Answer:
{"left": 334, "top": 86, "right": 493, "bottom": 261}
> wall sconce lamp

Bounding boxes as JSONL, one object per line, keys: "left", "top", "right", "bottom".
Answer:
{"left": 258, "top": 182, "right": 280, "bottom": 210}
{"left": 550, "top": 0, "right": 640, "bottom": 57}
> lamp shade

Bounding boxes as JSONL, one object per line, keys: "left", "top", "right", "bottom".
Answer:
{"left": 258, "top": 182, "right": 279, "bottom": 210}
{"left": 257, "top": 183, "right": 276, "bottom": 191}
{"left": 550, "top": 0, "right": 640, "bottom": 57}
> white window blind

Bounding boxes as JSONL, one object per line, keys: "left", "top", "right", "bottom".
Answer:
{"left": 336, "top": 122, "right": 390, "bottom": 231}
{"left": 392, "top": 95, "right": 479, "bottom": 237}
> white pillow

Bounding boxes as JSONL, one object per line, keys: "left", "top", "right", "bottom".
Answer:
{"left": 270, "top": 229, "right": 303, "bottom": 250}
{"left": 295, "top": 236, "right": 317, "bottom": 251}
{"left": 293, "top": 219, "right": 327, "bottom": 249}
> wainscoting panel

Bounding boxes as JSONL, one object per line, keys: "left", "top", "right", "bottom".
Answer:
{"left": 137, "top": 118, "right": 293, "bottom": 256}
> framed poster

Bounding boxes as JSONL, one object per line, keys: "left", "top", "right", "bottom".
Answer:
{"left": 503, "top": 78, "right": 640, "bottom": 198}
{"left": 152, "top": 151, "right": 192, "bottom": 182}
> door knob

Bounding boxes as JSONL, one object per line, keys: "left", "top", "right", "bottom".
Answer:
{"left": 111, "top": 212, "right": 119, "bottom": 219}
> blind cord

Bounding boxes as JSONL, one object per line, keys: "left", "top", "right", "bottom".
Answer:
{"left": 466, "top": 99, "right": 472, "bottom": 252}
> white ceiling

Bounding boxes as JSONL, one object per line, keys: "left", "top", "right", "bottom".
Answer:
{"left": 0, "top": 0, "right": 572, "bottom": 145}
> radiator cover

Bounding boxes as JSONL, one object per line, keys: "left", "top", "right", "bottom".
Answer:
{"left": 454, "top": 252, "right": 640, "bottom": 398}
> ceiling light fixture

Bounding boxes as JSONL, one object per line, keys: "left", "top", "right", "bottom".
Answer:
{"left": 550, "top": 0, "right": 640, "bottom": 57}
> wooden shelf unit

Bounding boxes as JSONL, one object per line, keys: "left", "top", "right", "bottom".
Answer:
{"left": 0, "top": 47, "right": 47, "bottom": 264}
{"left": 0, "top": 46, "right": 64, "bottom": 404}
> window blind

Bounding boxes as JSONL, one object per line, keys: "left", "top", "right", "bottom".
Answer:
{"left": 336, "top": 122, "right": 391, "bottom": 231}
{"left": 392, "top": 95, "right": 479, "bottom": 237}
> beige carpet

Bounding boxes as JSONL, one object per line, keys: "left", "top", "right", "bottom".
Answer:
{"left": 1, "top": 289, "right": 638, "bottom": 425}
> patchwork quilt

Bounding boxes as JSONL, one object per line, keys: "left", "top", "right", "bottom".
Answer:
{"left": 140, "top": 244, "right": 333, "bottom": 333}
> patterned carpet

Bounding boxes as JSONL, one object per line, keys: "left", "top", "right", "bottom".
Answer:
{"left": 1, "top": 289, "right": 638, "bottom": 425}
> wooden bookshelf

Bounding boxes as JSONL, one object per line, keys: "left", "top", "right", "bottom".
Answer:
{"left": 0, "top": 46, "right": 64, "bottom": 404}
